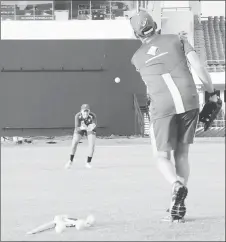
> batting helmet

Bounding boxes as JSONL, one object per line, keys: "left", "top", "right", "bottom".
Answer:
{"left": 130, "top": 10, "right": 157, "bottom": 39}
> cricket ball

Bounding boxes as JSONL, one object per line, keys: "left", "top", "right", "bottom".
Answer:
{"left": 115, "top": 77, "right": 120, "bottom": 83}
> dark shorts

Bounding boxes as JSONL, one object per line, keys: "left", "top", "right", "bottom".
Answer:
{"left": 150, "top": 108, "right": 199, "bottom": 152}
{"left": 75, "top": 129, "right": 96, "bottom": 137}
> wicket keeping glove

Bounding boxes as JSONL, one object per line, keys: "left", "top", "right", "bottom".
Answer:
{"left": 199, "top": 91, "right": 222, "bottom": 131}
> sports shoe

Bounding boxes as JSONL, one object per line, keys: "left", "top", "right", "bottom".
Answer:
{"left": 161, "top": 214, "right": 185, "bottom": 223}
{"left": 86, "top": 163, "right": 92, "bottom": 169}
{"left": 170, "top": 181, "right": 188, "bottom": 219}
{"left": 65, "top": 160, "right": 73, "bottom": 169}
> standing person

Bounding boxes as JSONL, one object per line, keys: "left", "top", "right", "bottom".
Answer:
{"left": 130, "top": 10, "right": 219, "bottom": 221}
{"left": 65, "top": 104, "right": 97, "bottom": 169}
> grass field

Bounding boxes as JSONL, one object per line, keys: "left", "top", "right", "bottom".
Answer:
{"left": 1, "top": 137, "right": 225, "bottom": 241}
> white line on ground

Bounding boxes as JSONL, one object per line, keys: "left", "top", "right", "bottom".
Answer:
{"left": 96, "top": 145, "right": 150, "bottom": 148}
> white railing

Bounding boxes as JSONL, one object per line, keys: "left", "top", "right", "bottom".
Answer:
{"left": 162, "top": 7, "right": 191, "bottom": 12}
{"left": 197, "top": 120, "right": 225, "bottom": 129}
{"left": 1, "top": 15, "right": 54, "bottom": 21}
{"left": 201, "top": 16, "right": 226, "bottom": 21}
{"left": 205, "top": 60, "right": 225, "bottom": 65}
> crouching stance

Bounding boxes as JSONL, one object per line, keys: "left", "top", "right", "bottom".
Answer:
{"left": 65, "top": 104, "right": 97, "bottom": 169}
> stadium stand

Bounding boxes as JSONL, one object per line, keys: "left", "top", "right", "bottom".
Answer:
{"left": 194, "top": 15, "right": 225, "bottom": 72}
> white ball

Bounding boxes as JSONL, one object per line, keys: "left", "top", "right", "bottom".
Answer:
{"left": 115, "top": 77, "right": 120, "bottom": 83}
{"left": 55, "top": 222, "right": 66, "bottom": 234}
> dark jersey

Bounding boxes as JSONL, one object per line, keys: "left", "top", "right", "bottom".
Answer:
{"left": 74, "top": 112, "right": 97, "bottom": 131}
{"left": 131, "top": 34, "right": 199, "bottom": 119}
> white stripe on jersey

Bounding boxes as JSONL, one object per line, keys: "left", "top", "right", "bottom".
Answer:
{"left": 145, "top": 52, "right": 168, "bottom": 64}
{"left": 162, "top": 73, "right": 185, "bottom": 114}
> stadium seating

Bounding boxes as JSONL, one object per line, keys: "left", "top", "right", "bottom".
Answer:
{"left": 194, "top": 15, "right": 207, "bottom": 63}
{"left": 194, "top": 15, "right": 225, "bottom": 72}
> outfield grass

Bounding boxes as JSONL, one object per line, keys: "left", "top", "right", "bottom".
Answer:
{"left": 1, "top": 138, "right": 225, "bottom": 241}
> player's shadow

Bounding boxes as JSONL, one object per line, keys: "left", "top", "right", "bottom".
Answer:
{"left": 185, "top": 215, "right": 224, "bottom": 223}
{"left": 95, "top": 164, "right": 151, "bottom": 170}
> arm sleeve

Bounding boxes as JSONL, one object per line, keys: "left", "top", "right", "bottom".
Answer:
{"left": 131, "top": 56, "right": 140, "bottom": 72}
{"left": 179, "top": 33, "right": 195, "bottom": 55}
{"left": 183, "top": 41, "right": 195, "bottom": 56}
